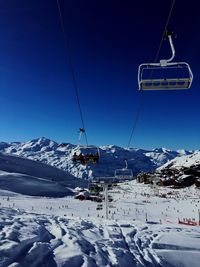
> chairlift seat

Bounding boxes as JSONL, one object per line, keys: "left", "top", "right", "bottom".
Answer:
{"left": 140, "top": 78, "right": 191, "bottom": 90}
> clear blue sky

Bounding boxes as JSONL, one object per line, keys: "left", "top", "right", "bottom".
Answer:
{"left": 0, "top": 0, "right": 199, "bottom": 150}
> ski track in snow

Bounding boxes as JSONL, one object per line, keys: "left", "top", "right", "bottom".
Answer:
{"left": 1, "top": 207, "right": 200, "bottom": 267}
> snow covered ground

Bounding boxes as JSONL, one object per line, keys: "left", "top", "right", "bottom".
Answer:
{"left": 159, "top": 151, "right": 200, "bottom": 170}
{"left": 0, "top": 153, "right": 87, "bottom": 197}
{"left": 1, "top": 181, "right": 200, "bottom": 267}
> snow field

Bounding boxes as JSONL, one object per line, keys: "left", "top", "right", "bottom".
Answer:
{"left": 0, "top": 207, "right": 200, "bottom": 267}
{"left": 1, "top": 181, "right": 200, "bottom": 266}
{"left": 1, "top": 181, "right": 200, "bottom": 224}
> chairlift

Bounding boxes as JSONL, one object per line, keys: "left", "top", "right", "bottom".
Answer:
{"left": 96, "top": 204, "right": 103, "bottom": 210}
{"left": 72, "top": 128, "right": 100, "bottom": 164}
{"left": 109, "top": 204, "right": 116, "bottom": 209}
{"left": 115, "top": 169, "right": 133, "bottom": 179}
{"left": 108, "top": 195, "right": 113, "bottom": 202}
{"left": 138, "top": 31, "right": 193, "bottom": 90}
{"left": 114, "top": 159, "right": 133, "bottom": 180}
{"left": 88, "top": 182, "right": 103, "bottom": 194}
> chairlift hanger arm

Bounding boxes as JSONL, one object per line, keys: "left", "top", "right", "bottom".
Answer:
{"left": 160, "top": 34, "right": 175, "bottom": 66}
{"left": 167, "top": 35, "right": 175, "bottom": 62}
{"left": 124, "top": 159, "right": 128, "bottom": 169}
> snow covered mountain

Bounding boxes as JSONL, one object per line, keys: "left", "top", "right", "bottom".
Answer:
{"left": 0, "top": 153, "right": 87, "bottom": 197}
{"left": 0, "top": 137, "right": 194, "bottom": 179}
{"left": 137, "top": 152, "right": 200, "bottom": 188}
{"left": 158, "top": 151, "right": 200, "bottom": 170}
{"left": 157, "top": 152, "right": 200, "bottom": 187}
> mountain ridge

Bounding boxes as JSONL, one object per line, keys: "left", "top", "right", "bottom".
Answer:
{"left": 0, "top": 137, "right": 196, "bottom": 179}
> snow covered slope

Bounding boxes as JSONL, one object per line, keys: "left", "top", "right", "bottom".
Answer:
{"left": 158, "top": 151, "right": 200, "bottom": 170}
{"left": 0, "top": 170, "right": 72, "bottom": 197}
{"left": 0, "top": 153, "right": 86, "bottom": 197}
{"left": 1, "top": 180, "right": 200, "bottom": 267}
{"left": 0, "top": 137, "right": 194, "bottom": 179}
{"left": 1, "top": 207, "right": 200, "bottom": 267}
{"left": 137, "top": 152, "right": 200, "bottom": 188}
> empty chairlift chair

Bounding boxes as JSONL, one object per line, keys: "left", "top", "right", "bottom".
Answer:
{"left": 114, "top": 168, "right": 133, "bottom": 180}
{"left": 138, "top": 32, "right": 193, "bottom": 90}
{"left": 114, "top": 159, "right": 133, "bottom": 180}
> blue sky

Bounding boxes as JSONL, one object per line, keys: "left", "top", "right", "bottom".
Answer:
{"left": 0, "top": 0, "right": 199, "bottom": 150}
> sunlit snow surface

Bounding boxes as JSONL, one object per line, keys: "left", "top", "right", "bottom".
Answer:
{"left": 1, "top": 181, "right": 200, "bottom": 267}
{"left": 159, "top": 151, "right": 200, "bottom": 170}
{"left": 0, "top": 153, "right": 86, "bottom": 196}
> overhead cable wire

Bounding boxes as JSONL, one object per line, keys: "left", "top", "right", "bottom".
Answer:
{"left": 154, "top": 0, "right": 176, "bottom": 63}
{"left": 126, "top": 0, "right": 176, "bottom": 149}
{"left": 126, "top": 93, "right": 144, "bottom": 149}
{"left": 56, "top": 0, "right": 88, "bottom": 146}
